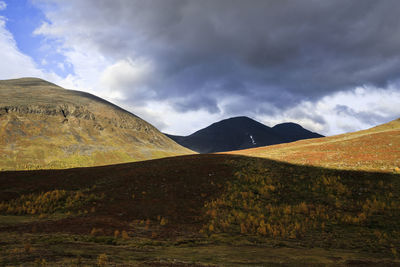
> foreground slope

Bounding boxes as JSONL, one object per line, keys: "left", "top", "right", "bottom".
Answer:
{"left": 0, "top": 78, "right": 193, "bottom": 170}
{"left": 166, "top": 116, "right": 322, "bottom": 153}
{"left": 228, "top": 118, "right": 400, "bottom": 172}
{"left": 0, "top": 154, "right": 399, "bottom": 265}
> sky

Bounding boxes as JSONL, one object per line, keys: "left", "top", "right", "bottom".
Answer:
{"left": 0, "top": 0, "right": 399, "bottom": 136}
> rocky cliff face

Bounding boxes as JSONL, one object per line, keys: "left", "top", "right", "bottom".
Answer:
{"left": 0, "top": 78, "right": 193, "bottom": 170}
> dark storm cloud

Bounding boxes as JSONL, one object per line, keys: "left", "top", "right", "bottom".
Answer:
{"left": 37, "top": 0, "right": 400, "bottom": 115}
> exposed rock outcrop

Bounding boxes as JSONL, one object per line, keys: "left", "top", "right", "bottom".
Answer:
{"left": 0, "top": 78, "right": 193, "bottom": 170}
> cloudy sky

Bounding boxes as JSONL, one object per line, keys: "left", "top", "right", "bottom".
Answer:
{"left": 1, "top": 0, "right": 400, "bottom": 136}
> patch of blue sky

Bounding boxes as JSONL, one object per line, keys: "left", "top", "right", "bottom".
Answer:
{"left": 0, "top": 0, "right": 73, "bottom": 77}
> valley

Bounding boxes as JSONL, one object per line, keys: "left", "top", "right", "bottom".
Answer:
{"left": 0, "top": 78, "right": 399, "bottom": 266}
{"left": 1, "top": 0, "right": 400, "bottom": 265}
{"left": 0, "top": 154, "right": 399, "bottom": 266}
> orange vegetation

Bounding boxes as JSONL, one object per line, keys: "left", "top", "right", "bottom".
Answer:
{"left": 226, "top": 118, "right": 400, "bottom": 172}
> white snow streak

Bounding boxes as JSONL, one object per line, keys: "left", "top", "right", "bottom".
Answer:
{"left": 249, "top": 135, "right": 256, "bottom": 145}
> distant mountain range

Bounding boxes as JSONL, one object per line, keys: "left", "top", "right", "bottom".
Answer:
{"left": 165, "top": 116, "right": 323, "bottom": 153}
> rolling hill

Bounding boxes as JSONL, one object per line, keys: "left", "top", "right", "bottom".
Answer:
{"left": 0, "top": 78, "right": 193, "bottom": 170}
{"left": 166, "top": 116, "right": 323, "bottom": 153}
{"left": 0, "top": 154, "right": 399, "bottom": 265}
{"left": 228, "top": 118, "right": 400, "bottom": 172}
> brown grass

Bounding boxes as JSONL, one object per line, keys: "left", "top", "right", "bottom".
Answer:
{"left": 1, "top": 154, "right": 399, "bottom": 265}
{"left": 226, "top": 118, "right": 400, "bottom": 173}
{"left": 0, "top": 78, "right": 194, "bottom": 171}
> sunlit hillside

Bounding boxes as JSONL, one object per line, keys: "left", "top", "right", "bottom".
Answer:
{"left": 227, "top": 118, "right": 400, "bottom": 173}
{"left": 0, "top": 78, "right": 193, "bottom": 170}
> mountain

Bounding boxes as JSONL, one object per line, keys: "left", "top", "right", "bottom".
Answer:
{"left": 228, "top": 118, "right": 400, "bottom": 172}
{"left": 0, "top": 78, "right": 193, "bottom": 170}
{"left": 272, "top": 122, "right": 323, "bottom": 141}
{"left": 166, "top": 116, "right": 323, "bottom": 153}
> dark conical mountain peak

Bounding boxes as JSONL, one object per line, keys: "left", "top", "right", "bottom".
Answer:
{"left": 273, "top": 122, "right": 303, "bottom": 129}
{"left": 194, "top": 116, "right": 270, "bottom": 135}
{"left": 166, "top": 116, "right": 323, "bottom": 153}
{"left": 217, "top": 116, "right": 257, "bottom": 123}
{"left": 204, "top": 116, "right": 265, "bottom": 128}
{"left": 272, "top": 122, "right": 324, "bottom": 140}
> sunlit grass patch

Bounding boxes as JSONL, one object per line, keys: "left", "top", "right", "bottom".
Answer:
{"left": 0, "top": 188, "right": 103, "bottom": 216}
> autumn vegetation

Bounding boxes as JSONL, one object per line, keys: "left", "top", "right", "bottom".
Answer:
{"left": 0, "top": 154, "right": 399, "bottom": 265}
{"left": 228, "top": 118, "right": 400, "bottom": 173}
{"left": 202, "top": 159, "right": 400, "bottom": 257}
{"left": 0, "top": 188, "right": 102, "bottom": 216}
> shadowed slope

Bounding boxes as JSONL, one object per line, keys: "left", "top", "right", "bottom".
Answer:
{"left": 0, "top": 78, "right": 193, "bottom": 170}
{"left": 0, "top": 154, "right": 399, "bottom": 265}
{"left": 227, "top": 118, "right": 400, "bottom": 172}
{"left": 166, "top": 116, "right": 322, "bottom": 153}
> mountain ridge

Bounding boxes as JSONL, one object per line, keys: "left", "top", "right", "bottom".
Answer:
{"left": 166, "top": 116, "right": 323, "bottom": 153}
{"left": 0, "top": 77, "right": 193, "bottom": 170}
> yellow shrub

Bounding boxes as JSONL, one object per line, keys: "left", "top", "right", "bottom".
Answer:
{"left": 121, "top": 230, "right": 129, "bottom": 240}
{"left": 0, "top": 189, "right": 102, "bottom": 216}
{"left": 97, "top": 253, "right": 108, "bottom": 266}
{"left": 160, "top": 217, "right": 168, "bottom": 226}
{"left": 114, "top": 230, "right": 120, "bottom": 239}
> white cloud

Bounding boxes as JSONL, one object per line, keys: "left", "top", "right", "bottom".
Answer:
{"left": 100, "top": 58, "right": 155, "bottom": 101}
{"left": 2, "top": 6, "right": 399, "bottom": 137}
{"left": 0, "top": 15, "right": 72, "bottom": 93}
{"left": 57, "top": 62, "right": 65, "bottom": 71}
{"left": 0, "top": 1, "right": 6, "bottom": 11}
{"left": 0, "top": 18, "right": 43, "bottom": 79}
{"left": 257, "top": 86, "right": 400, "bottom": 136}
{"left": 28, "top": 1, "right": 400, "bottom": 136}
{"left": 125, "top": 100, "right": 224, "bottom": 136}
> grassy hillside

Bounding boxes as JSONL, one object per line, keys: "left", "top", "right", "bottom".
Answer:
{"left": 227, "top": 118, "right": 400, "bottom": 173}
{"left": 0, "top": 154, "right": 399, "bottom": 266}
{"left": 0, "top": 78, "right": 193, "bottom": 170}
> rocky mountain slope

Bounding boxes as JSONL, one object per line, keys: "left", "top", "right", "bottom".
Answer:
{"left": 0, "top": 78, "right": 193, "bottom": 170}
{"left": 166, "top": 116, "right": 323, "bottom": 153}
